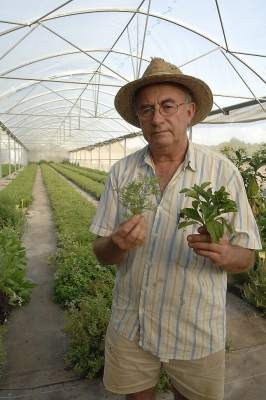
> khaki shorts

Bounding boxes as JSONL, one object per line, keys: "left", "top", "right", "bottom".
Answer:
{"left": 104, "top": 324, "right": 225, "bottom": 400}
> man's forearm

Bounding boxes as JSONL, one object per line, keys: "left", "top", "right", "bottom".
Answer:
{"left": 187, "top": 230, "right": 256, "bottom": 273}
{"left": 93, "top": 235, "right": 127, "bottom": 266}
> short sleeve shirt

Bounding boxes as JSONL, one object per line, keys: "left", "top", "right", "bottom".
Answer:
{"left": 89, "top": 141, "right": 262, "bottom": 360}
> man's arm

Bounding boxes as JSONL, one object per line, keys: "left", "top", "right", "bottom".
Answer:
{"left": 187, "top": 226, "right": 255, "bottom": 274}
{"left": 93, "top": 214, "right": 147, "bottom": 266}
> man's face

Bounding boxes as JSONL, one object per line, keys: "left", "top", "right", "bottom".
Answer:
{"left": 135, "top": 83, "right": 195, "bottom": 153}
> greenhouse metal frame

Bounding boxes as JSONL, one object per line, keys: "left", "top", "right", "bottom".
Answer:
{"left": 0, "top": 0, "right": 265, "bottom": 172}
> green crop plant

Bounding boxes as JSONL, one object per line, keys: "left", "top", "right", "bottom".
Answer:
{"left": 178, "top": 182, "right": 238, "bottom": 243}
{"left": 115, "top": 173, "right": 161, "bottom": 218}
{"left": 0, "top": 229, "right": 37, "bottom": 307}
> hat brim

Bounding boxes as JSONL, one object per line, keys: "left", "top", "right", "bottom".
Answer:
{"left": 114, "top": 72, "right": 213, "bottom": 128}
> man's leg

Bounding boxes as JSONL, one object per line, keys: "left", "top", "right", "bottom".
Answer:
{"left": 104, "top": 324, "right": 161, "bottom": 395}
{"left": 172, "top": 385, "right": 188, "bottom": 400}
{"left": 164, "top": 350, "right": 225, "bottom": 400}
{"left": 125, "top": 385, "right": 157, "bottom": 399}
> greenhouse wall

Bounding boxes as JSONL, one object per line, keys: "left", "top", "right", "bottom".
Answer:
{"left": 69, "top": 136, "right": 147, "bottom": 172}
{"left": 28, "top": 150, "right": 69, "bottom": 163}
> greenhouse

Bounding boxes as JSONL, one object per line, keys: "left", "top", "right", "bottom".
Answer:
{"left": 1, "top": 1, "right": 266, "bottom": 399}
{"left": 0, "top": 0, "right": 266, "bottom": 171}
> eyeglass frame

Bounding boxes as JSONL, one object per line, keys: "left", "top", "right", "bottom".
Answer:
{"left": 136, "top": 101, "right": 188, "bottom": 120}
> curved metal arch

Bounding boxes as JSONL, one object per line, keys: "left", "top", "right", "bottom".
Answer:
{"left": 3, "top": 6, "right": 263, "bottom": 94}
{"left": 0, "top": 1, "right": 265, "bottom": 153}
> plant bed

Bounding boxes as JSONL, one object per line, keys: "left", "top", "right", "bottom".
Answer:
{"left": 40, "top": 164, "right": 116, "bottom": 378}
{"left": 0, "top": 163, "right": 38, "bottom": 376}
{"left": 49, "top": 163, "right": 104, "bottom": 200}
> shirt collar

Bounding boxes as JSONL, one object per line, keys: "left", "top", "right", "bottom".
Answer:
{"left": 139, "top": 141, "right": 198, "bottom": 171}
{"left": 185, "top": 140, "right": 198, "bottom": 171}
{"left": 139, "top": 145, "right": 152, "bottom": 167}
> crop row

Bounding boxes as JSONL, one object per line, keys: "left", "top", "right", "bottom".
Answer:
{"left": 41, "top": 164, "right": 116, "bottom": 378}
{"left": 58, "top": 163, "right": 107, "bottom": 184}
{"left": 0, "top": 163, "right": 38, "bottom": 375}
{"left": 49, "top": 162, "right": 104, "bottom": 200}
{"left": 0, "top": 163, "right": 37, "bottom": 207}
{"left": 1, "top": 164, "right": 20, "bottom": 178}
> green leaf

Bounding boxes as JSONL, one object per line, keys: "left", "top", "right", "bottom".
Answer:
{"left": 192, "top": 200, "right": 200, "bottom": 210}
{"left": 180, "top": 207, "right": 203, "bottom": 223}
{"left": 222, "top": 219, "right": 233, "bottom": 234}
{"left": 180, "top": 188, "right": 198, "bottom": 199}
{"left": 247, "top": 177, "right": 259, "bottom": 198}
{"left": 178, "top": 220, "right": 200, "bottom": 229}
{"left": 206, "top": 220, "right": 224, "bottom": 243}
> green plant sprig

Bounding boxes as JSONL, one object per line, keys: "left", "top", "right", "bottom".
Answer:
{"left": 178, "top": 182, "right": 238, "bottom": 243}
{"left": 114, "top": 174, "right": 161, "bottom": 218}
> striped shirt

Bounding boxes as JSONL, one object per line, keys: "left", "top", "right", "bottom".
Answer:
{"left": 89, "top": 141, "right": 261, "bottom": 360}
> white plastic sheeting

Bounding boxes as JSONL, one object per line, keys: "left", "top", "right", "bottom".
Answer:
{"left": 0, "top": 0, "right": 265, "bottom": 151}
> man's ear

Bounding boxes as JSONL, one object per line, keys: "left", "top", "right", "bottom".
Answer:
{"left": 187, "top": 102, "right": 196, "bottom": 125}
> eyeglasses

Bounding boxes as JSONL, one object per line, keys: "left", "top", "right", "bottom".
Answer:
{"left": 137, "top": 102, "right": 186, "bottom": 119}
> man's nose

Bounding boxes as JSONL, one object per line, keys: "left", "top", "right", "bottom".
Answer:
{"left": 151, "top": 108, "right": 164, "bottom": 123}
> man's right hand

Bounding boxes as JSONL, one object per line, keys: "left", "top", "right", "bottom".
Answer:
{"left": 92, "top": 214, "right": 148, "bottom": 265}
{"left": 112, "top": 214, "right": 148, "bottom": 251}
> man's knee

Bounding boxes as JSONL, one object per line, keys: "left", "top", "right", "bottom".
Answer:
{"left": 125, "top": 385, "right": 157, "bottom": 399}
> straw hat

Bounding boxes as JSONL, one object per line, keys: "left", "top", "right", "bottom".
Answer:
{"left": 114, "top": 57, "right": 213, "bottom": 127}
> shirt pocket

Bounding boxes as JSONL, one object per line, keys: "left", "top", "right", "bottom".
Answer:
{"left": 170, "top": 220, "right": 199, "bottom": 267}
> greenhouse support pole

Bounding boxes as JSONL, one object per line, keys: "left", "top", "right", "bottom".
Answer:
{"left": 8, "top": 134, "right": 11, "bottom": 174}
{"left": 189, "top": 126, "right": 192, "bottom": 141}
{"left": 109, "top": 143, "right": 111, "bottom": 171}
{"left": 14, "top": 139, "right": 17, "bottom": 172}
{"left": 18, "top": 145, "right": 22, "bottom": 169}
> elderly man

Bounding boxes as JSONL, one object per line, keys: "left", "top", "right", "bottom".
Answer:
{"left": 89, "top": 58, "right": 261, "bottom": 400}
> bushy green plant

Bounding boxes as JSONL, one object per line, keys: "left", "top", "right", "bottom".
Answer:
{"left": 221, "top": 143, "right": 266, "bottom": 312}
{"left": 41, "top": 164, "right": 117, "bottom": 379}
{"left": 244, "top": 265, "right": 266, "bottom": 316}
{"left": 156, "top": 368, "right": 172, "bottom": 394}
{"left": 52, "top": 252, "right": 115, "bottom": 308}
{"left": 62, "top": 293, "right": 111, "bottom": 378}
{"left": 0, "top": 192, "right": 26, "bottom": 235}
{"left": 220, "top": 144, "right": 266, "bottom": 217}
{"left": 178, "top": 182, "right": 238, "bottom": 242}
{"left": 115, "top": 174, "right": 161, "bottom": 218}
{"left": 0, "top": 229, "right": 37, "bottom": 307}
{"left": 0, "top": 290, "right": 12, "bottom": 325}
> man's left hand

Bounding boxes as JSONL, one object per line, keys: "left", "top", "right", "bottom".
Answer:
{"left": 187, "top": 225, "right": 230, "bottom": 267}
{"left": 187, "top": 225, "right": 255, "bottom": 273}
